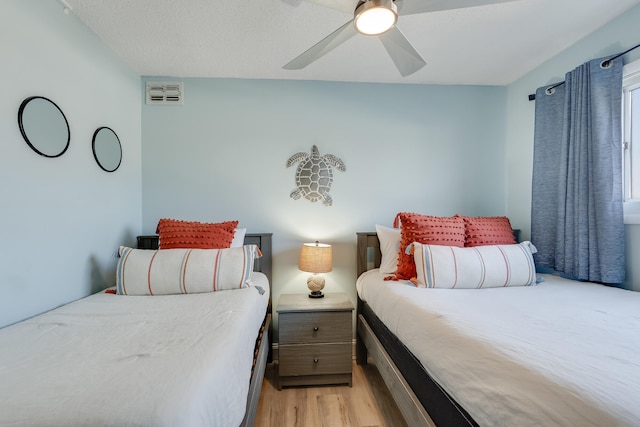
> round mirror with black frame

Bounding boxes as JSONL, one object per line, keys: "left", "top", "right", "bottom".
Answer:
{"left": 92, "top": 126, "right": 122, "bottom": 172}
{"left": 18, "top": 96, "right": 70, "bottom": 158}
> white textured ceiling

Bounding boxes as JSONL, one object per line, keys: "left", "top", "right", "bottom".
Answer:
{"left": 62, "top": 0, "right": 640, "bottom": 85}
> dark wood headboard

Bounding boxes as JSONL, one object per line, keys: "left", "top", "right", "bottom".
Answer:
{"left": 136, "top": 233, "right": 273, "bottom": 286}
{"left": 356, "top": 232, "right": 381, "bottom": 279}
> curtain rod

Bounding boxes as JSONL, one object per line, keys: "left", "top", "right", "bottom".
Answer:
{"left": 527, "top": 41, "right": 640, "bottom": 101}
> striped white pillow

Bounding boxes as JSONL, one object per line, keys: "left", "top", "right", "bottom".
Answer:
{"left": 116, "top": 245, "right": 261, "bottom": 295}
{"left": 412, "top": 241, "right": 537, "bottom": 289}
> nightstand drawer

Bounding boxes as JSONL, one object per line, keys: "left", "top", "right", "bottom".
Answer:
{"left": 279, "top": 343, "right": 351, "bottom": 376}
{"left": 279, "top": 311, "right": 351, "bottom": 344}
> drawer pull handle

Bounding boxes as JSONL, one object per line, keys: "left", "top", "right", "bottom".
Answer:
{"left": 313, "top": 358, "right": 319, "bottom": 363}
{"left": 313, "top": 326, "right": 319, "bottom": 332}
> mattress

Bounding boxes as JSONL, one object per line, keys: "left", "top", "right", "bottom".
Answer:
{"left": 357, "top": 270, "right": 640, "bottom": 427}
{"left": 0, "top": 272, "right": 269, "bottom": 427}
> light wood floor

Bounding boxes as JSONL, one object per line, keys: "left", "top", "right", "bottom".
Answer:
{"left": 254, "top": 361, "right": 409, "bottom": 427}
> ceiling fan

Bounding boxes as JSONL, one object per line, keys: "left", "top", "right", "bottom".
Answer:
{"left": 283, "top": 0, "right": 518, "bottom": 77}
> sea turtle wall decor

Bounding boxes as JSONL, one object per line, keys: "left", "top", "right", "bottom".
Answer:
{"left": 286, "top": 145, "right": 346, "bottom": 206}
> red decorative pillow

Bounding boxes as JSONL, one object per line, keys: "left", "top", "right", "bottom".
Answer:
{"left": 393, "top": 213, "right": 465, "bottom": 281}
{"left": 460, "top": 215, "right": 516, "bottom": 247}
{"left": 156, "top": 218, "right": 238, "bottom": 249}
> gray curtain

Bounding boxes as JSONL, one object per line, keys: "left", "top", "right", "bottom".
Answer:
{"left": 531, "top": 56, "right": 625, "bottom": 285}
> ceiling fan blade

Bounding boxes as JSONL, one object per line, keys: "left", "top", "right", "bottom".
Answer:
{"left": 395, "top": 0, "right": 519, "bottom": 16}
{"left": 378, "top": 26, "right": 426, "bottom": 77}
{"left": 305, "top": 0, "right": 358, "bottom": 14}
{"left": 283, "top": 20, "right": 358, "bottom": 70}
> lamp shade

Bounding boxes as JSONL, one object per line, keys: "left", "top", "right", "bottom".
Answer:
{"left": 299, "top": 242, "right": 332, "bottom": 274}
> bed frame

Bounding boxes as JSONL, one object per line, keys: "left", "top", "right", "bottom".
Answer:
{"left": 355, "top": 232, "right": 477, "bottom": 427}
{"left": 136, "top": 233, "right": 272, "bottom": 427}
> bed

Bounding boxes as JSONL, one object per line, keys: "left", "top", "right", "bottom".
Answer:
{"left": 0, "top": 232, "right": 272, "bottom": 427}
{"left": 355, "top": 231, "right": 640, "bottom": 427}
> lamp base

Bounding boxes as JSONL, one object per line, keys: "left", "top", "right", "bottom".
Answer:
{"left": 308, "top": 291, "right": 325, "bottom": 298}
{"left": 307, "top": 273, "right": 325, "bottom": 298}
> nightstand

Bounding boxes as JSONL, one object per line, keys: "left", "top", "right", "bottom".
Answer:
{"left": 277, "top": 292, "right": 354, "bottom": 389}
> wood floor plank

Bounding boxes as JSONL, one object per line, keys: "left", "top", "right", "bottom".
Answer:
{"left": 316, "top": 394, "right": 354, "bottom": 427}
{"left": 255, "top": 360, "right": 409, "bottom": 427}
{"left": 360, "top": 363, "right": 409, "bottom": 427}
{"left": 342, "top": 365, "right": 382, "bottom": 427}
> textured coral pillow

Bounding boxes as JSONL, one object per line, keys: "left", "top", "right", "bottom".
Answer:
{"left": 393, "top": 213, "right": 465, "bottom": 281}
{"left": 461, "top": 215, "right": 516, "bottom": 247}
{"left": 156, "top": 218, "right": 238, "bottom": 249}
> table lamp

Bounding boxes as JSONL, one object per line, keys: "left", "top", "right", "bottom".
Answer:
{"left": 298, "top": 241, "right": 332, "bottom": 298}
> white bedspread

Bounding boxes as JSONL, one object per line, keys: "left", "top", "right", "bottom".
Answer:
{"left": 357, "top": 270, "right": 640, "bottom": 427}
{"left": 0, "top": 272, "right": 269, "bottom": 427}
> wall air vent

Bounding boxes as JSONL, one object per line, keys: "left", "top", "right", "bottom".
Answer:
{"left": 146, "top": 82, "right": 183, "bottom": 105}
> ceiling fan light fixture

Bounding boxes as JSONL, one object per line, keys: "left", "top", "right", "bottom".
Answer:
{"left": 354, "top": 0, "right": 398, "bottom": 36}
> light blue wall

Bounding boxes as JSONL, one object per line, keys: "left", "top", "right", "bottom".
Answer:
{"left": 505, "top": 4, "right": 640, "bottom": 291}
{"left": 0, "top": 1, "right": 142, "bottom": 327}
{"left": 8, "top": 0, "right": 635, "bottom": 332}
{"left": 141, "top": 78, "right": 508, "bottom": 335}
